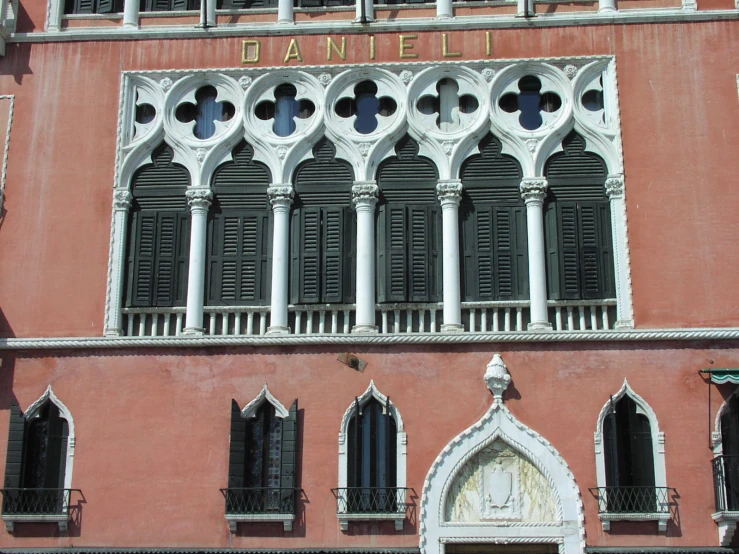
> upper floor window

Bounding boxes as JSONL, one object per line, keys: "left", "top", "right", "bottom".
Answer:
{"left": 1, "top": 387, "right": 77, "bottom": 532}
{"left": 460, "top": 133, "right": 527, "bottom": 302}
{"left": 544, "top": 132, "right": 615, "bottom": 301}
{"left": 223, "top": 387, "right": 298, "bottom": 532}
{"left": 125, "top": 144, "right": 190, "bottom": 309}
{"left": 377, "top": 135, "right": 441, "bottom": 304}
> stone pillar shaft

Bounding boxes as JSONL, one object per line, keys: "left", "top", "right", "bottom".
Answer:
{"left": 352, "top": 182, "right": 379, "bottom": 334}
{"left": 278, "top": 0, "right": 294, "bottom": 23}
{"left": 105, "top": 190, "right": 133, "bottom": 336}
{"left": 123, "top": 0, "right": 139, "bottom": 27}
{"left": 520, "top": 179, "right": 551, "bottom": 331}
{"left": 606, "top": 175, "right": 634, "bottom": 329}
{"left": 184, "top": 188, "right": 213, "bottom": 335}
{"left": 267, "top": 185, "right": 294, "bottom": 335}
{"left": 437, "top": 180, "right": 463, "bottom": 332}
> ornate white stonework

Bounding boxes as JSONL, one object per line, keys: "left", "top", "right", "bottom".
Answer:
{"left": 436, "top": 181, "right": 463, "bottom": 204}
{"left": 241, "top": 384, "right": 289, "bottom": 419}
{"left": 185, "top": 187, "right": 213, "bottom": 210}
{"left": 520, "top": 178, "right": 548, "bottom": 204}
{"left": 351, "top": 181, "right": 379, "bottom": 208}
{"left": 113, "top": 189, "right": 132, "bottom": 211}
{"left": 267, "top": 184, "right": 294, "bottom": 208}
{"left": 419, "top": 355, "right": 584, "bottom": 554}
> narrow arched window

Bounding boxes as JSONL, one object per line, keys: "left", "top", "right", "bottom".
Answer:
{"left": 377, "top": 135, "right": 441, "bottom": 303}
{"left": 347, "top": 397, "right": 397, "bottom": 512}
{"left": 603, "top": 395, "right": 655, "bottom": 512}
{"left": 719, "top": 395, "right": 739, "bottom": 510}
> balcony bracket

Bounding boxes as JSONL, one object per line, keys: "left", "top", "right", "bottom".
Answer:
{"left": 2, "top": 514, "right": 70, "bottom": 533}
{"left": 225, "top": 513, "right": 294, "bottom": 533}
{"left": 713, "top": 511, "right": 739, "bottom": 546}
{"left": 599, "top": 512, "right": 669, "bottom": 532}
{"left": 337, "top": 513, "right": 405, "bottom": 531}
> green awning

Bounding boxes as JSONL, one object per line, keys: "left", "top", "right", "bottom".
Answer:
{"left": 704, "top": 369, "right": 739, "bottom": 384}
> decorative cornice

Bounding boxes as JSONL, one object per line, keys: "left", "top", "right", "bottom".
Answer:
{"left": 185, "top": 187, "right": 213, "bottom": 210}
{"left": 605, "top": 175, "right": 625, "bottom": 199}
{"left": 3, "top": 327, "right": 739, "bottom": 350}
{"left": 520, "top": 178, "right": 548, "bottom": 203}
{"left": 113, "top": 189, "right": 133, "bottom": 211}
{"left": 436, "top": 180, "right": 463, "bottom": 205}
{"left": 351, "top": 181, "right": 379, "bottom": 208}
{"left": 267, "top": 184, "right": 294, "bottom": 207}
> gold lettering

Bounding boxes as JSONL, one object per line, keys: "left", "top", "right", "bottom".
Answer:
{"left": 442, "top": 33, "right": 462, "bottom": 58}
{"left": 242, "top": 40, "right": 261, "bottom": 64}
{"left": 284, "top": 39, "right": 303, "bottom": 64}
{"left": 370, "top": 35, "right": 376, "bottom": 60}
{"left": 399, "top": 34, "right": 418, "bottom": 59}
{"left": 327, "top": 36, "right": 347, "bottom": 61}
{"left": 486, "top": 31, "right": 492, "bottom": 56}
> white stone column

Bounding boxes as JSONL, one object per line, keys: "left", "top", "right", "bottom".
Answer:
{"left": 516, "top": 0, "right": 534, "bottom": 16}
{"left": 123, "top": 0, "right": 139, "bottom": 28}
{"left": 437, "top": 180, "right": 463, "bottom": 333}
{"left": 207, "top": 0, "right": 216, "bottom": 26}
{"left": 278, "top": 0, "right": 294, "bottom": 23}
{"left": 520, "top": 179, "right": 551, "bottom": 331}
{"left": 355, "top": 0, "right": 374, "bottom": 22}
{"left": 267, "top": 185, "right": 294, "bottom": 335}
{"left": 436, "top": 0, "right": 452, "bottom": 18}
{"left": 352, "top": 181, "right": 379, "bottom": 334}
{"left": 183, "top": 188, "right": 213, "bottom": 335}
{"left": 605, "top": 175, "right": 634, "bottom": 329}
{"left": 105, "top": 190, "right": 133, "bottom": 336}
{"left": 598, "top": 0, "right": 617, "bottom": 12}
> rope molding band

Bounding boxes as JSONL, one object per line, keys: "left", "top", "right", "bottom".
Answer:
{"left": 1, "top": 328, "right": 739, "bottom": 350}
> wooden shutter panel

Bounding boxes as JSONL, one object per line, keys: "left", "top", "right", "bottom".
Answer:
{"left": 228, "top": 400, "right": 246, "bottom": 489}
{"left": 171, "top": 0, "right": 188, "bottom": 9}
{"left": 579, "top": 202, "right": 615, "bottom": 300}
{"left": 242, "top": 213, "right": 269, "bottom": 304}
{"left": 343, "top": 208, "right": 357, "bottom": 304}
{"left": 384, "top": 206, "right": 407, "bottom": 303}
{"left": 96, "top": 0, "right": 116, "bottom": 12}
{"left": 73, "top": 0, "right": 95, "bottom": 13}
{"left": 429, "top": 206, "right": 442, "bottom": 303}
{"left": 512, "top": 206, "right": 529, "bottom": 299}
{"left": 409, "top": 207, "right": 430, "bottom": 302}
{"left": 476, "top": 207, "right": 494, "bottom": 301}
{"left": 128, "top": 212, "right": 156, "bottom": 307}
{"left": 544, "top": 203, "right": 561, "bottom": 301}
{"left": 299, "top": 208, "right": 321, "bottom": 304}
{"left": 44, "top": 404, "right": 66, "bottom": 491}
{"left": 628, "top": 411, "right": 655, "bottom": 488}
{"left": 322, "top": 208, "right": 345, "bottom": 304}
{"left": 558, "top": 202, "right": 581, "bottom": 300}
{"left": 493, "top": 207, "right": 515, "bottom": 300}
{"left": 280, "top": 400, "right": 298, "bottom": 511}
{"left": 3, "top": 401, "right": 24, "bottom": 489}
{"left": 154, "top": 213, "right": 183, "bottom": 307}
{"left": 603, "top": 411, "right": 619, "bottom": 487}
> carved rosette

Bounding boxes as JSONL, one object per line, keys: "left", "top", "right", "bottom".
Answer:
{"left": 352, "top": 182, "right": 379, "bottom": 210}
{"left": 113, "top": 190, "right": 133, "bottom": 212}
{"left": 267, "top": 185, "right": 294, "bottom": 210}
{"left": 186, "top": 188, "right": 213, "bottom": 212}
{"left": 484, "top": 354, "right": 511, "bottom": 402}
{"left": 520, "top": 178, "right": 548, "bottom": 205}
{"left": 437, "top": 181, "right": 463, "bottom": 207}
{"left": 605, "top": 175, "right": 625, "bottom": 199}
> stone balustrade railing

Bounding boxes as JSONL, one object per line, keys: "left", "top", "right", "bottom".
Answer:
{"left": 548, "top": 299, "right": 617, "bottom": 331}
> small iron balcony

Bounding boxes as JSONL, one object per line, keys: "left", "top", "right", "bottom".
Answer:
{"left": 331, "top": 487, "right": 410, "bottom": 531}
{"left": 219, "top": 487, "right": 297, "bottom": 532}
{"left": 589, "top": 486, "right": 674, "bottom": 532}
{"left": 0, "top": 488, "right": 79, "bottom": 532}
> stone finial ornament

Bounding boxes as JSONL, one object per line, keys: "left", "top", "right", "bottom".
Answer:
{"left": 484, "top": 354, "right": 511, "bottom": 401}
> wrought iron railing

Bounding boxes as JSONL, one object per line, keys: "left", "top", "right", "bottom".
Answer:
{"left": 332, "top": 487, "right": 409, "bottom": 514}
{"left": 589, "top": 486, "right": 673, "bottom": 514}
{"left": 220, "top": 487, "right": 297, "bottom": 515}
{"left": 713, "top": 455, "right": 739, "bottom": 511}
{"left": 0, "top": 488, "right": 77, "bottom": 515}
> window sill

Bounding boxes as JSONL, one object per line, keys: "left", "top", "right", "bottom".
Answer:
{"left": 712, "top": 511, "right": 739, "bottom": 546}
{"left": 225, "top": 513, "right": 294, "bottom": 532}
{"left": 599, "top": 511, "right": 669, "bottom": 532}
{"left": 2, "top": 513, "right": 69, "bottom": 533}
{"left": 337, "top": 512, "right": 405, "bottom": 531}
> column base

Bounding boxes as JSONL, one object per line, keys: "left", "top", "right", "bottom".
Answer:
{"left": 183, "top": 327, "right": 205, "bottom": 336}
{"left": 435, "top": 13, "right": 453, "bottom": 18}
{"left": 352, "top": 324, "right": 378, "bottom": 334}
{"left": 277, "top": 18, "right": 295, "bottom": 24}
{"left": 104, "top": 328, "right": 122, "bottom": 337}
{"left": 441, "top": 323, "right": 464, "bottom": 333}
{"left": 122, "top": 21, "right": 139, "bottom": 28}
{"left": 597, "top": 6, "right": 618, "bottom": 12}
{"left": 614, "top": 319, "right": 635, "bottom": 330}
{"left": 267, "top": 325, "right": 290, "bottom": 335}
{"left": 527, "top": 321, "right": 552, "bottom": 332}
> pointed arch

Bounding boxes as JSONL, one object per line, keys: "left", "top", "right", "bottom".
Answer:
{"left": 713, "top": 387, "right": 739, "bottom": 456}
{"left": 337, "top": 380, "right": 407, "bottom": 496}
{"left": 420, "top": 401, "right": 584, "bottom": 554}
{"left": 241, "top": 384, "right": 290, "bottom": 420}
{"left": 593, "top": 379, "right": 666, "bottom": 491}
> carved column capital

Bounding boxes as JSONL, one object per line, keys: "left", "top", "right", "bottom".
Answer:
{"left": 520, "top": 178, "right": 548, "bottom": 205}
{"left": 605, "top": 175, "right": 625, "bottom": 199}
{"left": 352, "top": 181, "right": 379, "bottom": 211}
{"left": 113, "top": 190, "right": 133, "bottom": 212}
{"left": 267, "top": 184, "right": 294, "bottom": 212}
{"left": 186, "top": 188, "right": 213, "bottom": 212}
{"left": 436, "top": 180, "right": 463, "bottom": 207}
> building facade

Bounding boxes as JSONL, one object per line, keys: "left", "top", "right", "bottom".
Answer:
{"left": 0, "top": 0, "right": 737, "bottom": 553}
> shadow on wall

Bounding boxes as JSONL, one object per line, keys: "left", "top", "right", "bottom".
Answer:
{"left": 0, "top": 307, "right": 15, "bottom": 338}
{"left": 0, "top": 42, "right": 33, "bottom": 85}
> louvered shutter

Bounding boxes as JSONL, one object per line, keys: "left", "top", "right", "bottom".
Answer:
{"left": 297, "top": 208, "right": 321, "bottom": 304}
{"left": 544, "top": 203, "right": 561, "bottom": 301}
{"left": 171, "top": 0, "right": 188, "bottom": 9}
{"left": 280, "top": 400, "right": 298, "bottom": 513}
{"left": 408, "top": 207, "right": 430, "bottom": 302}
{"left": 558, "top": 202, "right": 581, "bottom": 300}
{"left": 579, "top": 202, "right": 614, "bottom": 300}
{"left": 429, "top": 206, "right": 441, "bottom": 302}
{"left": 128, "top": 212, "right": 157, "bottom": 307}
{"left": 73, "top": 0, "right": 95, "bottom": 13}
{"left": 344, "top": 209, "right": 357, "bottom": 304}
{"left": 228, "top": 400, "right": 246, "bottom": 490}
{"left": 3, "top": 401, "right": 24, "bottom": 491}
{"left": 322, "top": 208, "right": 345, "bottom": 304}
{"left": 493, "top": 207, "right": 514, "bottom": 300}
{"left": 460, "top": 204, "right": 479, "bottom": 301}
{"left": 242, "top": 213, "right": 269, "bottom": 304}
{"left": 154, "top": 213, "right": 185, "bottom": 307}
{"left": 512, "top": 206, "right": 529, "bottom": 299}
{"left": 603, "top": 412, "right": 618, "bottom": 487}
{"left": 96, "top": 0, "right": 115, "bottom": 12}
{"left": 475, "top": 208, "right": 494, "bottom": 301}
{"left": 384, "top": 206, "right": 407, "bottom": 302}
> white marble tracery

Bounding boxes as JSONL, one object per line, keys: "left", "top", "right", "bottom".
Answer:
{"left": 420, "top": 355, "right": 584, "bottom": 554}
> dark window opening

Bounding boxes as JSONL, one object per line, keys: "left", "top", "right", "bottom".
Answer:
{"left": 175, "top": 86, "right": 235, "bottom": 141}
{"left": 256, "top": 84, "right": 315, "bottom": 138}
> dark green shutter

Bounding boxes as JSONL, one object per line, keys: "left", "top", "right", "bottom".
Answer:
{"left": 154, "top": 213, "right": 188, "bottom": 307}
{"left": 44, "top": 404, "right": 65, "bottom": 490}
{"left": 73, "top": 0, "right": 95, "bottom": 13}
{"left": 172, "top": 0, "right": 188, "bottom": 9}
{"left": 96, "top": 0, "right": 115, "bottom": 12}
{"left": 128, "top": 212, "right": 156, "bottom": 307}
{"left": 409, "top": 207, "right": 429, "bottom": 302}
{"left": 544, "top": 203, "right": 560, "bottom": 300}
{"left": 475, "top": 208, "right": 493, "bottom": 300}
{"left": 280, "top": 400, "right": 298, "bottom": 512}
{"left": 228, "top": 400, "right": 246, "bottom": 489}
{"left": 322, "top": 208, "right": 345, "bottom": 304}
{"left": 493, "top": 207, "right": 514, "bottom": 299}
{"left": 297, "top": 208, "right": 321, "bottom": 304}
{"left": 558, "top": 202, "right": 581, "bottom": 300}
{"left": 3, "top": 401, "right": 24, "bottom": 489}
{"left": 579, "top": 202, "right": 614, "bottom": 300}
{"left": 384, "top": 206, "right": 407, "bottom": 302}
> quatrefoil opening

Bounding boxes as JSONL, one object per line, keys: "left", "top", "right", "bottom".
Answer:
{"left": 175, "top": 85, "right": 235, "bottom": 140}
{"left": 499, "top": 75, "right": 562, "bottom": 131}
{"left": 417, "top": 78, "right": 479, "bottom": 133}
{"left": 334, "top": 80, "right": 397, "bottom": 135}
{"left": 255, "top": 83, "right": 316, "bottom": 138}
{"left": 582, "top": 76, "right": 605, "bottom": 125}
{"left": 133, "top": 90, "right": 156, "bottom": 139}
